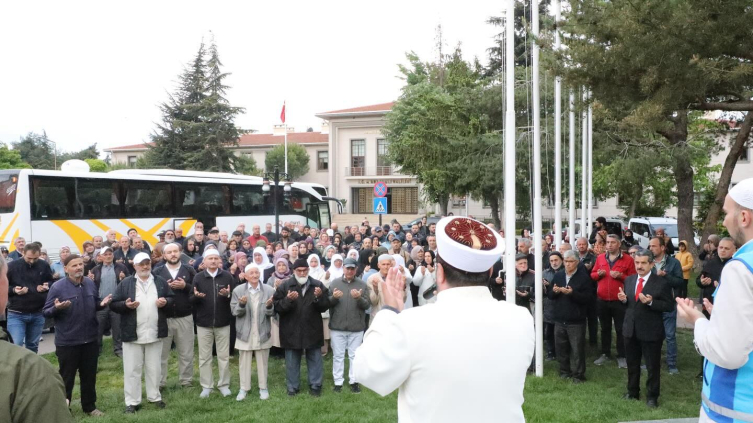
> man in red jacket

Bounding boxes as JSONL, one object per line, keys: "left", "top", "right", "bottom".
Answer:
{"left": 591, "top": 234, "right": 635, "bottom": 369}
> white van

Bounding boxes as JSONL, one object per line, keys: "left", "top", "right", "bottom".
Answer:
{"left": 628, "top": 217, "right": 698, "bottom": 250}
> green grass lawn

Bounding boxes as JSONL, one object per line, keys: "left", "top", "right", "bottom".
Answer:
{"left": 44, "top": 326, "right": 704, "bottom": 423}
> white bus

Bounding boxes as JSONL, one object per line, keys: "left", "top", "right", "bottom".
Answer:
{"left": 0, "top": 168, "right": 334, "bottom": 258}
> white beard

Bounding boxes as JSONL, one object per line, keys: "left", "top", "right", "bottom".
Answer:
{"left": 295, "top": 275, "right": 308, "bottom": 285}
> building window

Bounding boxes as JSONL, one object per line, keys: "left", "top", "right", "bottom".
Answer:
{"left": 127, "top": 156, "right": 137, "bottom": 168}
{"left": 740, "top": 144, "right": 750, "bottom": 162}
{"left": 377, "top": 139, "right": 391, "bottom": 175}
{"left": 351, "top": 139, "right": 365, "bottom": 176}
{"left": 317, "top": 151, "right": 329, "bottom": 171}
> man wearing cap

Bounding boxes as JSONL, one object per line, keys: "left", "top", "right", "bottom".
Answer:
{"left": 43, "top": 254, "right": 113, "bottom": 417}
{"left": 207, "top": 229, "right": 226, "bottom": 255}
{"left": 677, "top": 178, "right": 753, "bottom": 422}
{"left": 328, "top": 257, "right": 370, "bottom": 393}
{"left": 368, "top": 254, "right": 408, "bottom": 317}
{"left": 355, "top": 217, "right": 535, "bottom": 423}
{"left": 152, "top": 243, "right": 196, "bottom": 389}
{"left": 190, "top": 248, "right": 235, "bottom": 399}
{"left": 110, "top": 252, "right": 173, "bottom": 413}
{"left": 90, "top": 246, "right": 130, "bottom": 357}
{"left": 273, "top": 258, "right": 331, "bottom": 397}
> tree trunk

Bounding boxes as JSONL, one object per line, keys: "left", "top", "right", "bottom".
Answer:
{"left": 488, "top": 194, "right": 502, "bottom": 229}
{"left": 667, "top": 112, "right": 699, "bottom": 257}
{"left": 438, "top": 193, "right": 449, "bottom": 216}
{"left": 627, "top": 179, "right": 644, "bottom": 219}
{"left": 699, "top": 112, "right": 753, "bottom": 245}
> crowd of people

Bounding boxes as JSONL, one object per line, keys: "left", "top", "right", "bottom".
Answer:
{"left": 0, "top": 213, "right": 731, "bottom": 418}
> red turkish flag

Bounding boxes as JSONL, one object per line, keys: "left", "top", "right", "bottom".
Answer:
{"left": 280, "top": 102, "right": 286, "bottom": 124}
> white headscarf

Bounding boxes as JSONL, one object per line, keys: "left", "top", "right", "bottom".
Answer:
{"left": 307, "top": 254, "right": 326, "bottom": 281}
{"left": 328, "top": 254, "right": 344, "bottom": 279}
{"left": 252, "top": 247, "right": 273, "bottom": 270}
{"left": 347, "top": 248, "right": 360, "bottom": 262}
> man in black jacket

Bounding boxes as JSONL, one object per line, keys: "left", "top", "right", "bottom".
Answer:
{"left": 274, "top": 258, "right": 331, "bottom": 397}
{"left": 189, "top": 249, "right": 235, "bottom": 399}
{"left": 549, "top": 251, "right": 592, "bottom": 382}
{"left": 153, "top": 243, "right": 196, "bottom": 389}
{"left": 114, "top": 236, "right": 138, "bottom": 274}
{"left": 618, "top": 249, "right": 674, "bottom": 408}
{"left": 6, "top": 242, "right": 54, "bottom": 353}
{"left": 696, "top": 237, "right": 735, "bottom": 312}
{"left": 110, "top": 252, "right": 173, "bottom": 414}
{"left": 89, "top": 246, "right": 130, "bottom": 357}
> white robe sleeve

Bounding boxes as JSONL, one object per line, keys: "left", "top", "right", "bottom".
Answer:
{"left": 412, "top": 267, "right": 425, "bottom": 288}
{"left": 354, "top": 309, "right": 412, "bottom": 396}
{"left": 694, "top": 261, "right": 753, "bottom": 369}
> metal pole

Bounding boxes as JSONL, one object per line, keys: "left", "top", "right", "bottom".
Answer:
{"left": 568, "top": 91, "right": 576, "bottom": 244}
{"left": 553, "top": 0, "right": 562, "bottom": 250}
{"left": 274, "top": 166, "right": 280, "bottom": 240}
{"left": 284, "top": 124, "right": 289, "bottom": 174}
{"left": 587, "top": 95, "right": 594, "bottom": 232}
{"left": 581, "top": 89, "right": 588, "bottom": 240}
{"left": 532, "top": 0, "right": 544, "bottom": 378}
{"left": 504, "top": 0, "right": 517, "bottom": 305}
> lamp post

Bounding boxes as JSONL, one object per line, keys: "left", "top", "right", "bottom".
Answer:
{"left": 262, "top": 165, "right": 292, "bottom": 240}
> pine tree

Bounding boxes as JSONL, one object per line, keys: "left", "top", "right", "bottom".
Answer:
{"left": 144, "top": 40, "right": 246, "bottom": 172}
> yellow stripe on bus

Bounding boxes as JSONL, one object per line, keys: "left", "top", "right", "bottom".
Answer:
{"left": 90, "top": 219, "right": 124, "bottom": 240}
{"left": 1, "top": 213, "right": 19, "bottom": 242}
{"left": 51, "top": 221, "right": 92, "bottom": 252}
{"left": 119, "top": 218, "right": 170, "bottom": 245}
{"left": 8, "top": 229, "right": 19, "bottom": 252}
{"left": 179, "top": 219, "right": 197, "bottom": 235}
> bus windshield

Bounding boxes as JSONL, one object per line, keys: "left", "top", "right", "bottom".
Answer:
{"left": 0, "top": 172, "right": 19, "bottom": 213}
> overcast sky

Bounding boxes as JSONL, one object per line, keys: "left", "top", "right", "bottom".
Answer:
{"left": 0, "top": 1, "right": 503, "bottom": 155}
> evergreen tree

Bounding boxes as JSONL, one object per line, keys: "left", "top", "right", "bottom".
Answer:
{"left": 265, "top": 144, "right": 310, "bottom": 180}
{"left": 144, "top": 40, "right": 247, "bottom": 173}
{"left": 13, "top": 132, "right": 55, "bottom": 169}
{"left": 0, "top": 144, "right": 31, "bottom": 169}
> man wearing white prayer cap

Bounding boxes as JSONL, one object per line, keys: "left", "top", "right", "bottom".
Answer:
{"left": 677, "top": 177, "right": 753, "bottom": 422}
{"left": 355, "top": 216, "right": 535, "bottom": 423}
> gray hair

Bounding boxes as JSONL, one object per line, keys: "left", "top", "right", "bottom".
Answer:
{"left": 559, "top": 243, "right": 573, "bottom": 251}
{"left": 576, "top": 237, "right": 589, "bottom": 244}
{"left": 562, "top": 250, "right": 578, "bottom": 261}
{"left": 607, "top": 234, "right": 620, "bottom": 243}
{"left": 518, "top": 238, "right": 532, "bottom": 248}
{"left": 634, "top": 249, "right": 654, "bottom": 262}
{"left": 628, "top": 245, "right": 643, "bottom": 252}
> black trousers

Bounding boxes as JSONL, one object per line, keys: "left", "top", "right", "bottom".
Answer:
{"left": 625, "top": 335, "right": 662, "bottom": 400}
{"left": 678, "top": 279, "right": 689, "bottom": 299}
{"left": 586, "top": 296, "right": 598, "bottom": 345}
{"left": 56, "top": 342, "right": 99, "bottom": 413}
{"left": 598, "top": 299, "right": 626, "bottom": 358}
{"left": 544, "top": 322, "right": 556, "bottom": 356}
{"left": 555, "top": 322, "right": 586, "bottom": 380}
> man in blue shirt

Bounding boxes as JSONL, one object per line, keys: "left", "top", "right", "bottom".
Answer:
{"left": 43, "top": 254, "right": 112, "bottom": 417}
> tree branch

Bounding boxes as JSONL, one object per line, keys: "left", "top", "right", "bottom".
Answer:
{"left": 691, "top": 100, "right": 753, "bottom": 111}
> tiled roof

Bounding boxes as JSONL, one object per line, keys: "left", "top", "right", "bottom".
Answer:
{"left": 317, "top": 102, "right": 394, "bottom": 115}
{"left": 105, "top": 132, "right": 328, "bottom": 151}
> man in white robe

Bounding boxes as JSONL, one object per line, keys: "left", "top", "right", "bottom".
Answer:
{"left": 354, "top": 217, "right": 535, "bottom": 423}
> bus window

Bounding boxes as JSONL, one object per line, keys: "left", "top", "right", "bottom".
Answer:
{"left": 0, "top": 172, "right": 18, "bottom": 214}
{"left": 230, "top": 184, "right": 265, "bottom": 215}
{"left": 123, "top": 181, "right": 172, "bottom": 217}
{"left": 175, "top": 183, "right": 228, "bottom": 217}
{"left": 278, "top": 188, "right": 317, "bottom": 215}
{"left": 31, "top": 176, "right": 75, "bottom": 219}
{"left": 75, "top": 178, "right": 121, "bottom": 218}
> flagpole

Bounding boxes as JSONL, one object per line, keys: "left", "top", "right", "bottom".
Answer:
{"left": 504, "top": 0, "right": 517, "bottom": 307}
{"left": 532, "top": 0, "right": 544, "bottom": 378}
{"left": 284, "top": 122, "right": 288, "bottom": 174}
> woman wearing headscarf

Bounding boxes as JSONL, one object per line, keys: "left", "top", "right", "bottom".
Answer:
{"left": 323, "top": 254, "right": 344, "bottom": 284}
{"left": 265, "top": 257, "right": 290, "bottom": 358}
{"left": 321, "top": 245, "right": 336, "bottom": 269}
{"left": 412, "top": 250, "right": 437, "bottom": 306}
{"left": 273, "top": 249, "right": 291, "bottom": 269}
{"left": 350, "top": 232, "right": 363, "bottom": 251}
{"left": 408, "top": 246, "right": 425, "bottom": 306}
{"left": 251, "top": 247, "right": 274, "bottom": 283}
{"left": 287, "top": 243, "right": 300, "bottom": 264}
{"left": 298, "top": 242, "right": 310, "bottom": 261}
{"left": 357, "top": 248, "right": 375, "bottom": 278}
{"left": 346, "top": 248, "right": 359, "bottom": 263}
{"left": 316, "top": 232, "right": 331, "bottom": 254}
{"left": 332, "top": 233, "right": 344, "bottom": 254}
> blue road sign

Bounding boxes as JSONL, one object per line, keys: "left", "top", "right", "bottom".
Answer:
{"left": 373, "top": 197, "right": 387, "bottom": 214}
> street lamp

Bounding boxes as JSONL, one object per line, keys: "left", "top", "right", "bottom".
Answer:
{"left": 262, "top": 165, "right": 292, "bottom": 240}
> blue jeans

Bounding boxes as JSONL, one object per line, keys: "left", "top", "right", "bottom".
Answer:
{"left": 662, "top": 308, "right": 677, "bottom": 368}
{"left": 7, "top": 312, "right": 45, "bottom": 353}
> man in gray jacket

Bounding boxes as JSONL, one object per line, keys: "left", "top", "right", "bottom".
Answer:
{"left": 328, "top": 257, "right": 370, "bottom": 393}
